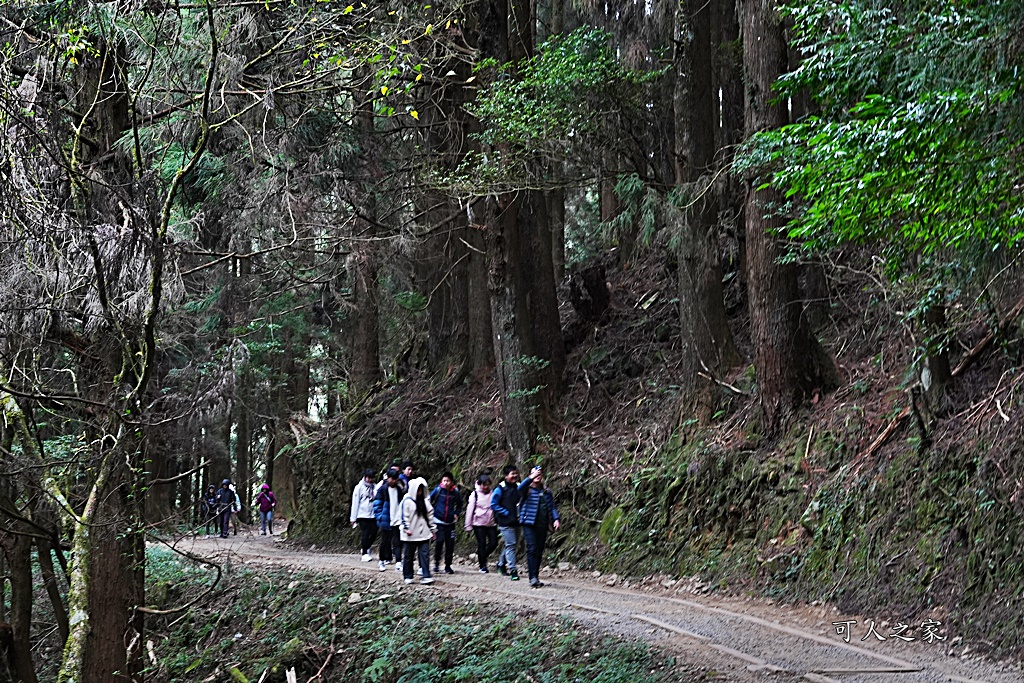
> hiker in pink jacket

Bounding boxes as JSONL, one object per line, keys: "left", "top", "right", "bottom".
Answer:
{"left": 464, "top": 474, "right": 498, "bottom": 573}
{"left": 256, "top": 484, "right": 277, "bottom": 535}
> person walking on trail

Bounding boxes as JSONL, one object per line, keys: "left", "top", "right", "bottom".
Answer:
{"left": 373, "top": 468, "right": 405, "bottom": 571}
{"left": 351, "top": 468, "right": 378, "bottom": 559}
{"left": 400, "top": 477, "right": 437, "bottom": 585}
{"left": 491, "top": 465, "right": 523, "bottom": 580}
{"left": 464, "top": 474, "right": 498, "bottom": 573}
{"left": 399, "top": 461, "right": 415, "bottom": 492}
{"left": 229, "top": 483, "right": 242, "bottom": 535}
{"left": 215, "top": 479, "right": 235, "bottom": 538}
{"left": 256, "top": 483, "right": 277, "bottom": 535}
{"left": 518, "top": 466, "right": 561, "bottom": 588}
{"left": 430, "top": 472, "right": 462, "bottom": 574}
{"left": 200, "top": 485, "right": 218, "bottom": 537}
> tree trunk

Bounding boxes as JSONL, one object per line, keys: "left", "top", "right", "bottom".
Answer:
{"left": 466, "top": 205, "right": 495, "bottom": 375}
{"left": 523, "top": 191, "right": 566, "bottom": 406}
{"left": 349, "top": 71, "right": 382, "bottom": 397}
{"left": 37, "top": 537, "right": 70, "bottom": 645}
{"left": 541, "top": 0, "right": 567, "bottom": 284}
{"left": 208, "top": 420, "right": 231, "bottom": 486}
{"left": 742, "top": 0, "right": 836, "bottom": 434}
{"left": 548, "top": 187, "right": 566, "bottom": 284}
{"left": 0, "top": 530, "right": 37, "bottom": 683}
{"left": 144, "top": 442, "right": 173, "bottom": 523}
{"left": 59, "top": 451, "right": 145, "bottom": 683}
{"left": 717, "top": 0, "right": 746, "bottom": 287}
{"left": 236, "top": 400, "right": 252, "bottom": 514}
{"left": 264, "top": 421, "right": 277, "bottom": 494}
{"left": 480, "top": 0, "right": 565, "bottom": 456}
{"left": 675, "top": 0, "right": 740, "bottom": 419}
{"left": 487, "top": 192, "right": 537, "bottom": 458}
{"left": 922, "top": 303, "right": 952, "bottom": 413}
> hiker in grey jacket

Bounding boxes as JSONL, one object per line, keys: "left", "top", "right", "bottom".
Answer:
{"left": 351, "top": 468, "right": 378, "bottom": 561}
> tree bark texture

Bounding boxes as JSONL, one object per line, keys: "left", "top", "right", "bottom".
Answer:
{"left": 481, "top": 0, "right": 566, "bottom": 456}
{"left": 37, "top": 537, "right": 70, "bottom": 646}
{"left": 0, "top": 529, "right": 37, "bottom": 683}
{"left": 143, "top": 441, "right": 174, "bottom": 523}
{"left": 742, "top": 0, "right": 835, "bottom": 434}
{"left": 58, "top": 451, "right": 144, "bottom": 683}
{"left": 415, "top": 59, "right": 471, "bottom": 376}
{"left": 466, "top": 210, "right": 495, "bottom": 375}
{"left": 717, "top": 0, "right": 746, "bottom": 285}
{"left": 675, "top": 0, "right": 740, "bottom": 418}
{"left": 349, "top": 88, "right": 382, "bottom": 398}
{"left": 235, "top": 400, "right": 252, "bottom": 513}
{"left": 487, "top": 193, "right": 537, "bottom": 458}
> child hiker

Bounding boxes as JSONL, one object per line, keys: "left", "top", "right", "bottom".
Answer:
{"left": 464, "top": 474, "right": 498, "bottom": 573}
{"left": 400, "top": 477, "right": 436, "bottom": 585}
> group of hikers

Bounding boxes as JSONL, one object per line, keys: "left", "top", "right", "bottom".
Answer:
{"left": 199, "top": 479, "right": 278, "bottom": 538}
{"left": 350, "top": 461, "right": 561, "bottom": 588}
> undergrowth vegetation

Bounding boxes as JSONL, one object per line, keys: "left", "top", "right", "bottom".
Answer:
{"left": 144, "top": 548, "right": 688, "bottom": 682}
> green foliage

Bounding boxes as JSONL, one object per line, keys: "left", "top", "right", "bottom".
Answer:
{"left": 740, "top": 0, "right": 1024, "bottom": 271}
{"left": 448, "top": 28, "right": 661, "bottom": 193}
{"left": 394, "top": 290, "right": 427, "bottom": 312}
{"left": 565, "top": 186, "right": 603, "bottom": 266}
{"left": 606, "top": 173, "right": 658, "bottom": 248}
{"left": 470, "top": 28, "right": 656, "bottom": 147}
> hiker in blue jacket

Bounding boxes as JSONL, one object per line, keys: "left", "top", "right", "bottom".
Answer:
{"left": 373, "top": 468, "right": 404, "bottom": 570}
{"left": 430, "top": 472, "right": 462, "bottom": 574}
{"left": 518, "top": 466, "right": 560, "bottom": 588}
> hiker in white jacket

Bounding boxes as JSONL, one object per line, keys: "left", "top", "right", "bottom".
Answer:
{"left": 400, "top": 477, "right": 437, "bottom": 584}
{"left": 350, "top": 468, "right": 378, "bottom": 561}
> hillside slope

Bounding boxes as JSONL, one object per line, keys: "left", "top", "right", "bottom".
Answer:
{"left": 294, "top": 250, "right": 1024, "bottom": 659}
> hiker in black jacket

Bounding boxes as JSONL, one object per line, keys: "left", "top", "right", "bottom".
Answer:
{"left": 490, "top": 465, "right": 522, "bottom": 580}
{"left": 214, "top": 479, "right": 235, "bottom": 538}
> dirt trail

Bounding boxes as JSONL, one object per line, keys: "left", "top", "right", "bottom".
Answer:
{"left": 171, "top": 533, "right": 1020, "bottom": 683}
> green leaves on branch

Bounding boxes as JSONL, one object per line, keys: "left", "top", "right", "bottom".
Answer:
{"left": 470, "top": 28, "right": 658, "bottom": 148}
{"left": 738, "top": 0, "right": 1024, "bottom": 275}
{"left": 447, "top": 28, "right": 660, "bottom": 195}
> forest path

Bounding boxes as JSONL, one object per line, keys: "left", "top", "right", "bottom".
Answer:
{"left": 173, "top": 533, "right": 1019, "bottom": 683}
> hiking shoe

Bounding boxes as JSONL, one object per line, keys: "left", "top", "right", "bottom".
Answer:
{"left": 420, "top": 577, "right": 435, "bottom": 585}
{"left": 378, "top": 561, "right": 387, "bottom": 572}
{"left": 509, "top": 570, "right": 519, "bottom": 581}
{"left": 404, "top": 578, "right": 414, "bottom": 585}
{"left": 497, "top": 564, "right": 507, "bottom": 576}
{"left": 444, "top": 567, "right": 455, "bottom": 575}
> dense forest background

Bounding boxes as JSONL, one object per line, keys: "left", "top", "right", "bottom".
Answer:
{"left": 2, "top": 0, "right": 1024, "bottom": 680}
